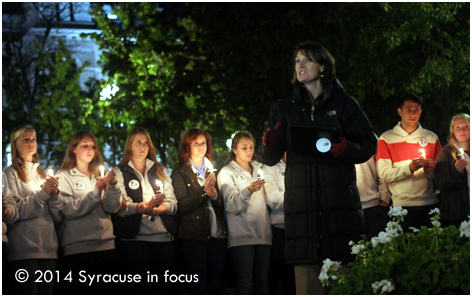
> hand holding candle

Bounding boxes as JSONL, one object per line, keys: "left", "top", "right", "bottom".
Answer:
{"left": 455, "top": 158, "right": 468, "bottom": 173}
{"left": 148, "top": 194, "right": 165, "bottom": 209}
{"left": 104, "top": 168, "right": 117, "bottom": 185}
{"left": 409, "top": 158, "right": 425, "bottom": 172}
{"left": 248, "top": 179, "right": 265, "bottom": 192}
{"left": 44, "top": 175, "right": 60, "bottom": 195}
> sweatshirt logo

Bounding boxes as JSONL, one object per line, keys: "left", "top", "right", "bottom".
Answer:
{"left": 419, "top": 138, "right": 428, "bottom": 147}
{"left": 129, "top": 179, "right": 140, "bottom": 190}
{"left": 237, "top": 175, "right": 247, "bottom": 183}
{"left": 74, "top": 182, "right": 85, "bottom": 190}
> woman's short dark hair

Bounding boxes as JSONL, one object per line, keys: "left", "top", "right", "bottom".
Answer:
{"left": 291, "top": 41, "right": 336, "bottom": 86}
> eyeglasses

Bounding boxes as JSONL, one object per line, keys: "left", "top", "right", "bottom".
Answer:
{"left": 192, "top": 142, "right": 207, "bottom": 148}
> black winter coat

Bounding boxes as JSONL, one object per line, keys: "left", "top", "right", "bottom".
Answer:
{"left": 434, "top": 145, "right": 470, "bottom": 221}
{"left": 260, "top": 80, "right": 378, "bottom": 265}
{"left": 171, "top": 163, "right": 227, "bottom": 241}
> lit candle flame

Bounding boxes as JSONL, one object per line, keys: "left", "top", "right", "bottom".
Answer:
{"left": 458, "top": 148, "right": 465, "bottom": 159}
{"left": 257, "top": 168, "right": 264, "bottom": 179}
{"left": 207, "top": 163, "right": 217, "bottom": 173}
{"left": 47, "top": 169, "right": 54, "bottom": 176}
{"left": 419, "top": 149, "right": 426, "bottom": 159}
{"left": 459, "top": 148, "right": 465, "bottom": 155}
{"left": 99, "top": 165, "right": 105, "bottom": 177}
{"left": 156, "top": 180, "right": 164, "bottom": 193}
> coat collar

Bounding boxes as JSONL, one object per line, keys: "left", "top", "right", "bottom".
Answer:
{"left": 189, "top": 156, "right": 213, "bottom": 178}
{"left": 229, "top": 160, "right": 263, "bottom": 179}
{"left": 393, "top": 122, "right": 423, "bottom": 137}
{"left": 123, "top": 158, "right": 156, "bottom": 174}
{"left": 292, "top": 78, "right": 341, "bottom": 109}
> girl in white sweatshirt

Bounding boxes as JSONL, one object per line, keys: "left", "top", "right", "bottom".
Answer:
{"left": 56, "top": 131, "right": 122, "bottom": 294}
{"left": 2, "top": 172, "right": 19, "bottom": 295}
{"left": 217, "top": 131, "right": 272, "bottom": 294}
{"left": 3, "top": 125, "right": 62, "bottom": 295}
{"left": 111, "top": 127, "right": 178, "bottom": 295}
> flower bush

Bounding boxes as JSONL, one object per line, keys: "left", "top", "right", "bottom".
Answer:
{"left": 320, "top": 206, "right": 470, "bottom": 294}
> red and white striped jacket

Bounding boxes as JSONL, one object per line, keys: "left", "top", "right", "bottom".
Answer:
{"left": 377, "top": 122, "right": 442, "bottom": 207}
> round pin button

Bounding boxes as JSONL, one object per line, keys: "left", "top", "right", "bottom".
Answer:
{"left": 316, "top": 138, "right": 331, "bottom": 153}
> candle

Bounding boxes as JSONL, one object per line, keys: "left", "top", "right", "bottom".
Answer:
{"left": 257, "top": 168, "right": 264, "bottom": 179}
{"left": 155, "top": 180, "right": 164, "bottom": 193}
{"left": 419, "top": 149, "right": 426, "bottom": 159}
{"left": 99, "top": 165, "right": 105, "bottom": 177}
{"left": 207, "top": 163, "right": 217, "bottom": 173}
{"left": 47, "top": 169, "right": 54, "bottom": 176}
{"left": 458, "top": 148, "right": 465, "bottom": 159}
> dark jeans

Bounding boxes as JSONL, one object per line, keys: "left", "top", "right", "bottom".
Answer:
{"left": 230, "top": 245, "right": 271, "bottom": 295}
{"left": 401, "top": 203, "right": 440, "bottom": 232}
{"left": 268, "top": 226, "right": 296, "bottom": 295}
{"left": 363, "top": 205, "right": 390, "bottom": 240}
{"left": 181, "top": 238, "right": 227, "bottom": 295}
{"left": 118, "top": 240, "right": 174, "bottom": 295}
{"left": 8, "top": 258, "right": 57, "bottom": 295}
{"left": 57, "top": 249, "right": 120, "bottom": 295}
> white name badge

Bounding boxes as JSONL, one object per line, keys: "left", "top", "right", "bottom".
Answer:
{"left": 74, "top": 182, "right": 85, "bottom": 190}
{"left": 129, "top": 179, "right": 140, "bottom": 190}
{"left": 237, "top": 175, "right": 247, "bottom": 183}
{"left": 316, "top": 138, "right": 331, "bottom": 153}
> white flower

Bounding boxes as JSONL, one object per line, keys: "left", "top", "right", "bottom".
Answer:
{"left": 371, "top": 236, "right": 379, "bottom": 247}
{"left": 388, "top": 206, "right": 407, "bottom": 218}
{"left": 409, "top": 227, "right": 420, "bottom": 233}
{"left": 372, "top": 279, "right": 394, "bottom": 294}
{"left": 321, "top": 258, "right": 341, "bottom": 273}
{"left": 351, "top": 245, "right": 360, "bottom": 254}
{"left": 372, "top": 281, "right": 381, "bottom": 292}
{"left": 351, "top": 243, "right": 365, "bottom": 255}
{"left": 318, "top": 270, "right": 329, "bottom": 281}
{"left": 385, "top": 221, "right": 402, "bottom": 237}
{"left": 377, "top": 231, "right": 390, "bottom": 244}
{"left": 431, "top": 220, "right": 441, "bottom": 228}
{"left": 459, "top": 220, "right": 470, "bottom": 238}
{"left": 429, "top": 208, "right": 440, "bottom": 215}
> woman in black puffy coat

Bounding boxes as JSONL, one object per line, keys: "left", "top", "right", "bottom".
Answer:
{"left": 260, "top": 41, "right": 377, "bottom": 294}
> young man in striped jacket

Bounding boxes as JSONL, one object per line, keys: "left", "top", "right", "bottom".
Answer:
{"left": 377, "top": 93, "right": 442, "bottom": 231}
